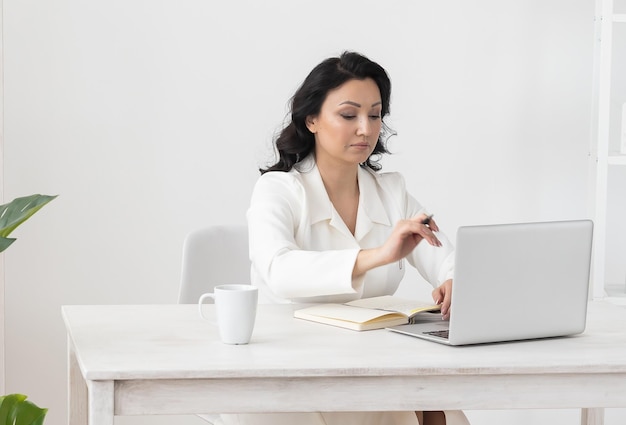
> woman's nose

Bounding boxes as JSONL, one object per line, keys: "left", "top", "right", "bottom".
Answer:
{"left": 356, "top": 117, "right": 372, "bottom": 136}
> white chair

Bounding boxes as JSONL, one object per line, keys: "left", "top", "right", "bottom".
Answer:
{"left": 178, "top": 224, "right": 250, "bottom": 425}
{"left": 178, "top": 224, "right": 251, "bottom": 304}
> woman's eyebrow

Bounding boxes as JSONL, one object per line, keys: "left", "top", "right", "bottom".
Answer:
{"left": 339, "top": 100, "right": 382, "bottom": 107}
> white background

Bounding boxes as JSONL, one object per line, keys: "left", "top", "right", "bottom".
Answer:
{"left": 3, "top": 1, "right": 626, "bottom": 424}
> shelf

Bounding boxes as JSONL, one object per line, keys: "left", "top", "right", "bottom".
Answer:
{"left": 604, "top": 297, "right": 626, "bottom": 307}
{"left": 604, "top": 284, "right": 626, "bottom": 307}
{"left": 592, "top": 0, "right": 626, "bottom": 299}
{"left": 608, "top": 153, "right": 626, "bottom": 165}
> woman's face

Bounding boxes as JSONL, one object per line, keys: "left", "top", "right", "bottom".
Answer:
{"left": 306, "top": 78, "right": 382, "bottom": 168}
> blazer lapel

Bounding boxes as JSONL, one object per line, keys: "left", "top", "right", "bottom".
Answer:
{"left": 354, "top": 167, "right": 391, "bottom": 241}
{"left": 299, "top": 159, "right": 391, "bottom": 240}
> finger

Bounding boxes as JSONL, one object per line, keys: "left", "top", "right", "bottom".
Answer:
{"left": 408, "top": 217, "right": 442, "bottom": 247}
{"left": 421, "top": 225, "right": 442, "bottom": 247}
{"left": 421, "top": 215, "right": 440, "bottom": 233}
{"left": 428, "top": 218, "right": 440, "bottom": 233}
{"left": 417, "top": 213, "right": 432, "bottom": 225}
{"left": 441, "top": 287, "right": 452, "bottom": 320}
{"left": 432, "top": 287, "right": 443, "bottom": 305}
{"left": 420, "top": 213, "right": 434, "bottom": 225}
{"left": 409, "top": 214, "right": 441, "bottom": 246}
{"left": 431, "top": 287, "right": 448, "bottom": 320}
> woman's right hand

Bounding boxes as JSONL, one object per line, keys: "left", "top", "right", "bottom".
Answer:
{"left": 378, "top": 214, "right": 442, "bottom": 263}
{"left": 353, "top": 213, "right": 442, "bottom": 278}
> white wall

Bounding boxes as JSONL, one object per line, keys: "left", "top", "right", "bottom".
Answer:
{"left": 0, "top": 0, "right": 4, "bottom": 395}
{"left": 3, "top": 1, "right": 625, "bottom": 424}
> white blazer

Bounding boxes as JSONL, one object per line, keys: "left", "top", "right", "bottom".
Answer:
{"left": 247, "top": 156, "right": 455, "bottom": 304}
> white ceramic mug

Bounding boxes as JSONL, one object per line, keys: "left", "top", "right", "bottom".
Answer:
{"left": 198, "top": 284, "right": 258, "bottom": 344}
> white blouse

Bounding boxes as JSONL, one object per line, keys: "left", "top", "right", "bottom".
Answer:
{"left": 247, "top": 156, "right": 455, "bottom": 304}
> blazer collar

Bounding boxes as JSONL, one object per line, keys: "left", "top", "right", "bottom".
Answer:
{"left": 297, "top": 156, "right": 391, "bottom": 239}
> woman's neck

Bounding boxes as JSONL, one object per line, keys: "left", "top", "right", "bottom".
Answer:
{"left": 316, "top": 159, "right": 360, "bottom": 235}
{"left": 316, "top": 160, "right": 359, "bottom": 199}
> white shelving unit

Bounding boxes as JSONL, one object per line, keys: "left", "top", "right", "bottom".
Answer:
{"left": 592, "top": 0, "right": 626, "bottom": 303}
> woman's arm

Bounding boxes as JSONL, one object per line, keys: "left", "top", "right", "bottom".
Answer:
{"left": 248, "top": 172, "right": 361, "bottom": 300}
{"left": 352, "top": 214, "right": 441, "bottom": 279}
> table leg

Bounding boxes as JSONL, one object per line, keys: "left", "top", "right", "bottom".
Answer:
{"left": 68, "top": 340, "right": 87, "bottom": 425}
{"left": 581, "top": 408, "right": 605, "bottom": 425}
{"left": 87, "top": 380, "right": 114, "bottom": 425}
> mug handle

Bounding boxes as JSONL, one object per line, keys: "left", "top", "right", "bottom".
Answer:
{"left": 198, "top": 293, "right": 216, "bottom": 321}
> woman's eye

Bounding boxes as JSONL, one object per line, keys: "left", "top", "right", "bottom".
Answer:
{"left": 340, "top": 113, "right": 380, "bottom": 121}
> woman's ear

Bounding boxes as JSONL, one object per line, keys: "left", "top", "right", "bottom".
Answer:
{"left": 306, "top": 116, "right": 317, "bottom": 133}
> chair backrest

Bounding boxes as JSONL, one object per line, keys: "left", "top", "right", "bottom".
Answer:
{"left": 178, "top": 224, "right": 251, "bottom": 304}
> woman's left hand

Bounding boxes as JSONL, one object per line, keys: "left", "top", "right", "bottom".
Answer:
{"left": 432, "top": 279, "right": 453, "bottom": 320}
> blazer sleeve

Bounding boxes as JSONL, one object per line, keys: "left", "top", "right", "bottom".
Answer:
{"left": 378, "top": 172, "right": 455, "bottom": 288}
{"left": 247, "top": 172, "right": 360, "bottom": 300}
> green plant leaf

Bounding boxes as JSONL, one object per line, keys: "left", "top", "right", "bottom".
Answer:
{"left": 0, "top": 394, "right": 47, "bottom": 425}
{"left": 15, "top": 401, "right": 48, "bottom": 425}
{"left": 0, "top": 194, "right": 57, "bottom": 252}
{"left": 0, "top": 394, "right": 27, "bottom": 423}
{"left": 0, "top": 237, "right": 17, "bottom": 252}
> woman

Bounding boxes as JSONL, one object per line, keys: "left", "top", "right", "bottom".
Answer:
{"left": 234, "top": 51, "right": 469, "bottom": 425}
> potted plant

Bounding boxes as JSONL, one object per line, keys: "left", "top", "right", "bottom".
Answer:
{"left": 0, "top": 194, "right": 56, "bottom": 424}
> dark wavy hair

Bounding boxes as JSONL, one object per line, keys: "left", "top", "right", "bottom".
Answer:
{"left": 261, "top": 51, "right": 394, "bottom": 174}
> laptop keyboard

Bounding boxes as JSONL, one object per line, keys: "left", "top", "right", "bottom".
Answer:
{"left": 424, "top": 329, "right": 449, "bottom": 339}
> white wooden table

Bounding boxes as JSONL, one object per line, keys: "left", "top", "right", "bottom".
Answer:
{"left": 63, "top": 302, "right": 626, "bottom": 425}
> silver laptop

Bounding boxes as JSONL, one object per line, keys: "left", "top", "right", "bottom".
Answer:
{"left": 387, "top": 220, "right": 594, "bottom": 345}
